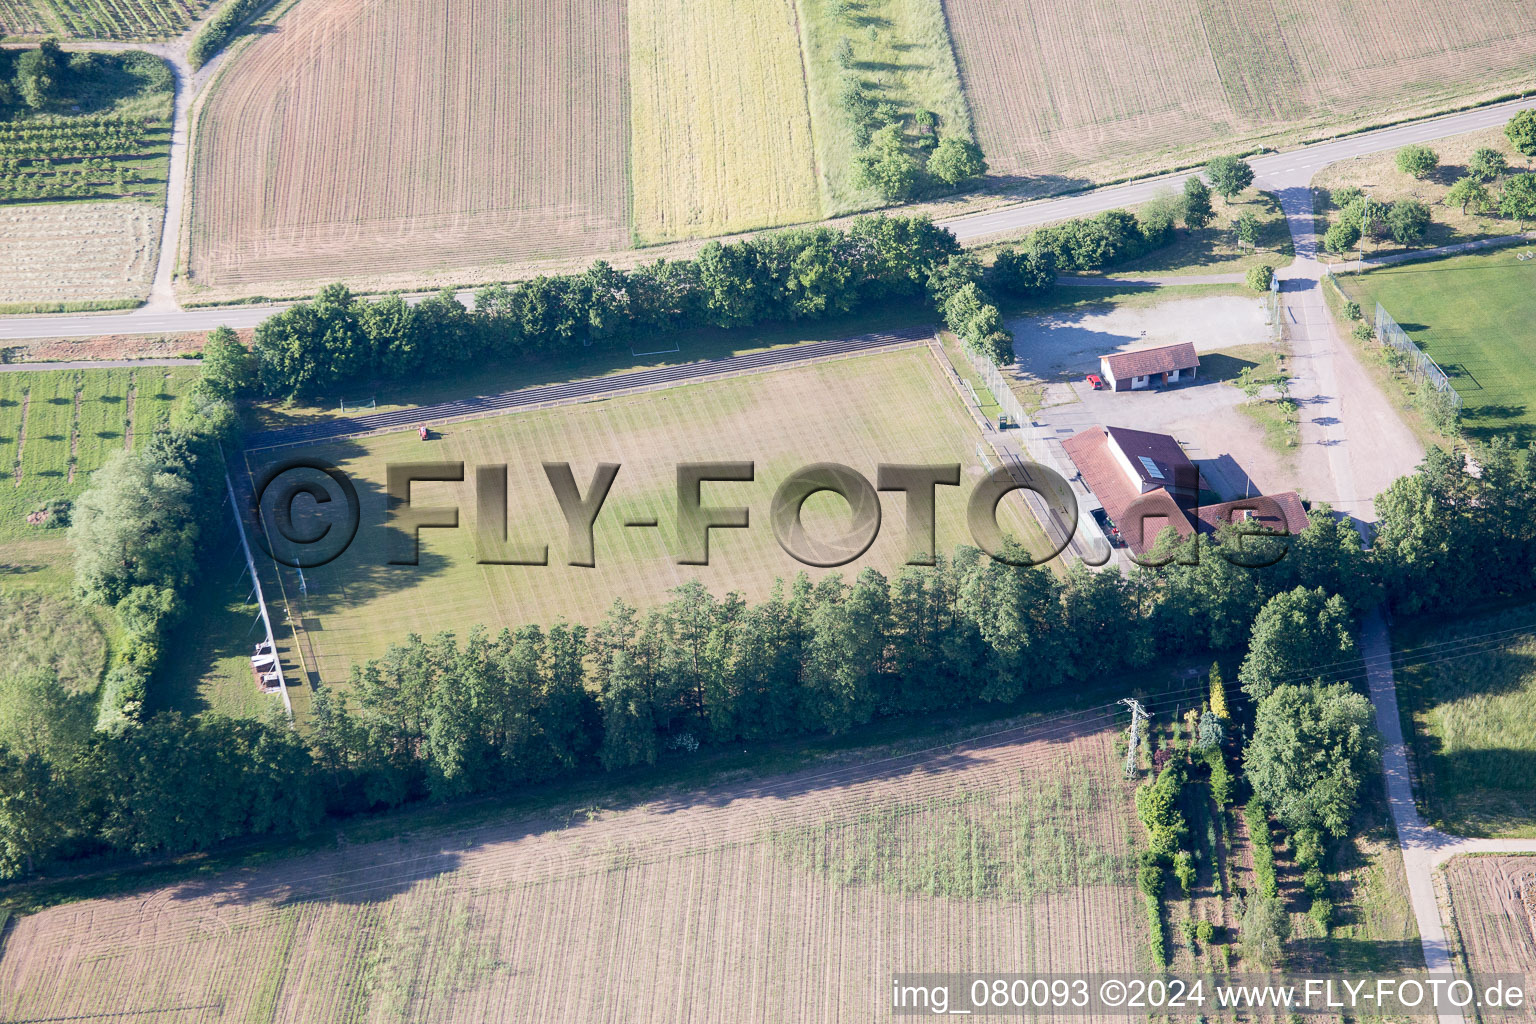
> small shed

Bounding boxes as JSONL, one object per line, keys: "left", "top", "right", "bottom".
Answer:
{"left": 1100, "top": 342, "right": 1200, "bottom": 392}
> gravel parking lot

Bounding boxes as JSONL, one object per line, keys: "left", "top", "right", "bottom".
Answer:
{"left": 1010, "top": 295, "right": 1300, "bottom": 505}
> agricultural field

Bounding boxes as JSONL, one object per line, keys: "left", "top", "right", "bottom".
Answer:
{"left": 1395, "top": 605, "right": 1536, "bottom": 838}
{"left": 188, "top": 0, "right": 630, "bottom": 292}
{"left": 1444, "top": 855, "right": 1536, "bottom": 995}
{"left": 0, "top": 367, "right": 196, "bottom": 542}
{"left": 0, "top": 201, "right": 162, "bottom": 310}
{"left": 628, "top": 0, "right": 819, "bottom": 243}
{"left": 795, "top": 0, "right": 972, "bottom": 214}
{"left": 943, "top": 0, "right": 1536, "bottom": 192}
{"left": 1314, "top": 126, "right": 1532, "bottom": 255}
{"left": 1336, "top": 249, "right": 1536, "bottom": 443}
{"left": 0, "top": 0, "right": 210, "bottom": 38}
{"left": 243, "top": 347, "right": 1050, "bottom": 685}
{"left": 0, "top": 713, "right": 1146, "bottom": 1024}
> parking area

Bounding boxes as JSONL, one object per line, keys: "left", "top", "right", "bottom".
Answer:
{"left": 1007, "top": 294, "right": 1300, "bottom": 507}
{"left": 1008, "top": 295, "right": 1273, "bottom": 382}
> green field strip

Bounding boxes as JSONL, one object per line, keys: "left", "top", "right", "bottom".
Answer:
{"left": 127, "top": 367, "right": 190, "bottom": 444}
{"left": 72, "top": 369, "right": 131, "bottom": 480}
{"left": 17, "top": 372, "right": 79, "bottom": 496}
{"left": 0, "top": 375, "right": 26, "bottom": 471}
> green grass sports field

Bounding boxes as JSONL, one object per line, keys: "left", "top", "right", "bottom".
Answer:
{"left": 1341, "top": 248, "right": 1536, "bottom": 442}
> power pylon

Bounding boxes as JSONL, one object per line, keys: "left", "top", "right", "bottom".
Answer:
{"left": 1120, "top": 697, "right": 1149, "bottom": 778}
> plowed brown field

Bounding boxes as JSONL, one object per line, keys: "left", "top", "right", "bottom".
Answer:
{"left": 943, "top": 0, "right": 1536, "bottom": 189}
{"left": 0, "top": 715, "right": 1143, "bottom": 1023}
{"left": 187, "top": 0, "right": 630, "bottom": 292}
{"left": 1445, "top": 855, "right": 1536, "bottom": 1002}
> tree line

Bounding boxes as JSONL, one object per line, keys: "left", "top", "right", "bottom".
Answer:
{"left": 5, "top": 427, "right": 1534, "bottom": 879}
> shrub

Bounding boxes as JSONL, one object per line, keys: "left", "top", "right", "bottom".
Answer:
{"left": 1395, "top": 144, "right": 1439, "bottom": 179}
{"left": 1468, "top": 147, "right": 1508, "bottom": 183}
{"left": 1137, "top": 761, "right": 1188, "bottom": 856}
{"left": 1206, "top": 748, "right": 1234, "bottom": 806}
{"left": 1344, "top": 301, "right": 1361, "bottom": 321}
{"left": 1174, "top": 850, "right": 1197, "bottom": 894}
{"left": 1196, "top": 919, "right": 1216, "bottom": 945}
{"left": 1331, "top": 186, "right": 1363, "bottom": 209}
{"left": 1309, "top": 897, "right": 1334, "bottom": 930}
{"left": 1146, "top": 893, "right": 1167, "bottom": 966}
{"left": 1323, "top": 219, "right": 1361, "bottom": 253}
{"left": 1181, "top": 917, "right": 1200, "bottom": 948}
{"left": 1139, "top": 860, "right": 1166, "bottom": 898}
{"left": 1246, "top": 264, "right": 1274, "bottom": 291}
{"left": 1245, "top": 801, "right": 1279, "bottom": 900}
{"left": 188, "top": 0, "right": 268, "bottom": 69}
{"left": 1292, "top": 827, "right": 1324, "bottom": 870}
{"left": 1352, "top": 323, "right": 1373, "bottom": 342}
{"left": 1386, "top": 199, "right": 1431, "bottom": 246}
{"left": 1303, "top": 866, "right": 1327, "bottom": 898}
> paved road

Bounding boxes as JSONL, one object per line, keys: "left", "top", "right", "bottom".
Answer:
{"left": 6, "top": 94, "right": 1536, "bottom": 343}
{"left": 244, "top": 326, "right": 934, "bottom": 450}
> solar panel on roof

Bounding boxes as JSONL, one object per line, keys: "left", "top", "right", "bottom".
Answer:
{"left": 1138, "top": 455, "right": 1164, "bottom": 479}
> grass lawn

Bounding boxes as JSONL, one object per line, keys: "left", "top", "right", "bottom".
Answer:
{"left": 1314, "top": 125, "right": 1534, "bottom": 257}
{"left": 0, "top": 367, "right": 195, "bottom": 541}
{"left": 1395, "top": 602, "right": 1536, "bottom": 838}
{"left": 1336, "top": 249, "right": 1536, "bottom": 443}
{"left": 244, "top": 347, "right": 1051, "bottom": 690}
{"left": 796, "top": 0, "right": 972, "bottom": 214}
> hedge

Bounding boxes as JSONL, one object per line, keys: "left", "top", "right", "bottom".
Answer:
{"left": 1245, "top": 800, "right": 1279, "bottom": 900}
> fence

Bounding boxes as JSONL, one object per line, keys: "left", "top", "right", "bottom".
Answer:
{"left": 223, "top": 463, "right": 292, "bottom": 718}
{"left": 1374, "top": 302, "right": 1462, "bottom": 411}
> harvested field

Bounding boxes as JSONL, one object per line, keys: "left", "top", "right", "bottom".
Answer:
{"left": 944, "top": 0, "right": 1536, "bottom": 190}
{"left": 629, "top": 0, "right": 820, "bottom": 243}
{"left": 1445, "top": 855, "right": 1536, "bottom": 1002}
{"left": 0, "top": 202, "right": 160, "bottom": 307}
{"left": 243, "top": 347, "right": 1049, "bottom": 685}
{"left": 0, "top": 714, "right": 1145, "bottom": 1023}
{"left": 188, "top": 0, "right": 630, "bottom": 290}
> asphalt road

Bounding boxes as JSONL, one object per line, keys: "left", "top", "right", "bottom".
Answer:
{"left": 5, "top": 95, "right": 1535, "bottom": 344}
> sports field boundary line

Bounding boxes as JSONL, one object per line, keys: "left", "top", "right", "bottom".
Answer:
{"left": 243, "top": 326, "right": 936, "bottom": 451}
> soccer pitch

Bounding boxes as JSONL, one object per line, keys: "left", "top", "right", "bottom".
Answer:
{"left": 246, "top": 348, "right": 1049, "bottom": 686}
{"left": 1341, "top": 248, "right": 1536, "bottom": 442}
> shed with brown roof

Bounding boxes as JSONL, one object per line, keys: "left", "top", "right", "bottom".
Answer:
{"left": 1100, "top": 342, "right": 1200, "bottom": 392}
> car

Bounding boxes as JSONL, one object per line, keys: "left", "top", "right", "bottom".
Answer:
{"left": 1086, "top": 373, "right": 1105, "bottom": 390}
{"left": 1091, "top": 507, "right": 1125, "bottom": 547}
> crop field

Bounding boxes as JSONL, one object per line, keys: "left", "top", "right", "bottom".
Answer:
{"left": 0, "top": 201, "right": 161, "bottom": 309}
{"left": 0, "top": 0, "right": 210, "bottom": 37}
{"left": 1337, "top": 249, "right": 1536, "bottom": 443}
{"left": 1445, "top": 856, "right": 1536, "bottom": 998}
{"left": 629, "top": 0, "right": 820, "bottom": 243}
{"left": 796, "top": 0, "right": 972, "bottom": 214}
{"left": 0, "top": 367, "right": 196, "bottom": 540}
{"left": 0, "top": 713, "right": 1144, "bottom": 1023}
{"left": 943, "top": 0, "right": 1536, "bottom": 190}
{"left": 188, "top": 0, "right": 630, "bottom": 291}
{"left": 0, "top": 115, "right": 169, "bottom": 204}
{"left": 1395, "top": 605, "right": 1536, "bottom": 838}
{"left": 244, "top": 347, "right": 1049, "bottom": 685}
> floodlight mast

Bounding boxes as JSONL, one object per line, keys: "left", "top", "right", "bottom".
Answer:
{"left": 1119, "top": 697, "right": 1149, "bottom": 778}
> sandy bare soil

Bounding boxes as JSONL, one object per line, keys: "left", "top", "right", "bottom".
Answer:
{"left": 0, "top": 714, "right": 1143, "bottom": 1024}
{"left": 0, "top": 202, "right": 161, "bottom": 305}
{"left": 1444, "top": 856, "right": 1536, "bottom": 1011}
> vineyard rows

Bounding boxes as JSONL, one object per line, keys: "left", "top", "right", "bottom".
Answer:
{"left": 0, "top": 117, "right": 162, "bottom": 203}
{"left": 0, "top": 161, "right": 142, "bottom": 201}
{"left": 0, "top": 0, "right": 210, "bottom": 38}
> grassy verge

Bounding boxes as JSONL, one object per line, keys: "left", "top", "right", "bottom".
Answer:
{"left": 1318, "top": 272, "right": 1460, "bottom": 455}
{"left": 1393, "top": 601, "right": 1536, "bottom": 838}
{"left": 936, "top": 330, "right": 1001, "bottom": 421}
{"left": 0, "top": 298, "right": 142, "bottom": 316}
{"left": 1313, "top": 124, "right": 1535, "bottom": 257}
{"left": 795, "top": 0, "right": 972, "bottom": 214}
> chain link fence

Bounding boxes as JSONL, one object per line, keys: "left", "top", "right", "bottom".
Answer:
{"left": 1374, "top": 301, "right": 1462, "bottom": 410}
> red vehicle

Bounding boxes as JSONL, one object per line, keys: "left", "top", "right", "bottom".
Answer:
{"left": 1086, "top": 373, "right": 1105, "bottom": 390}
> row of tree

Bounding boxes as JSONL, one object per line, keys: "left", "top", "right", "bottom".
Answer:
{"left": 3, "top": 434, "right": 1531, "bottom": 876}
{"left": 246, "top": 216, "right": 1026, "bottom": 397}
